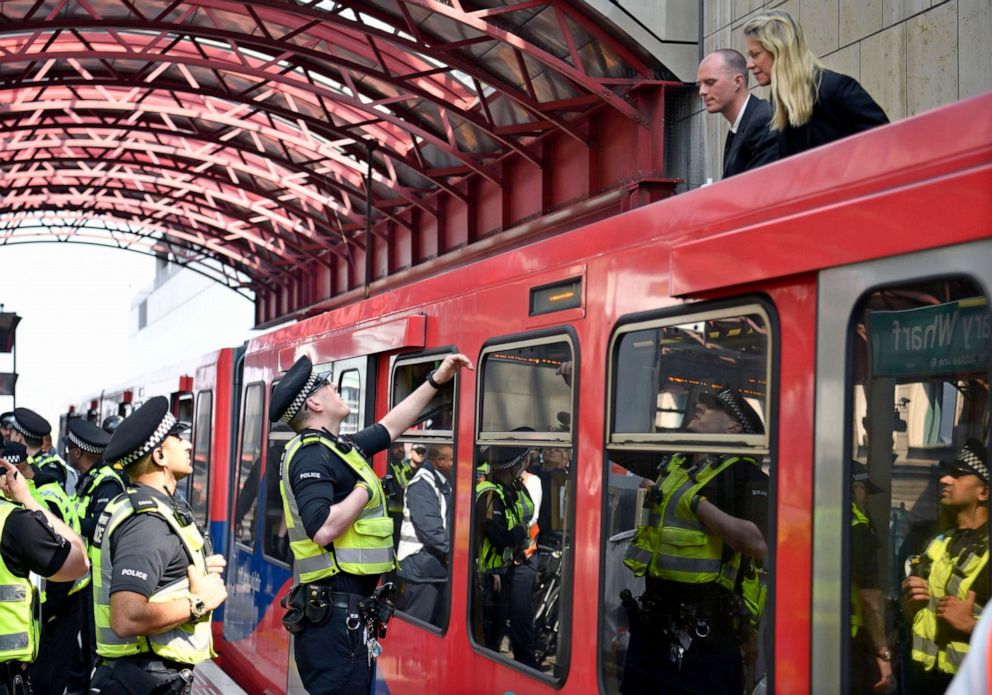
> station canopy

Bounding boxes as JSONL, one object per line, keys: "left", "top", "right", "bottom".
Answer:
{"left": 0, "top": 1, "right": 677, "bottom": 325}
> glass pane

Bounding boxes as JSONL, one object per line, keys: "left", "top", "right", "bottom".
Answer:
{"left": 613, "top": 313, "right": 768, "bottom": 438}
{"left": 471, "top": 337, "right": 575, "bottom": 680}
{"left": 847, "top": 281, "right": 990, "bottom": 695}
{"left": 603, "top": 309, "right": 774, "bottom": 694}
{"left": 191, "top": 391, "right": 213, "bottom": 529}
{"left": 393, "top": 443, "right": 456, "bottom": 630}
{"left": 392, "top": 359, "right": 456, "bottom": 434}
{"left": 262, "top": 421, "right": 293, "bottom": 564}
{"left": 338, "top": 369, "right": 361, "bottom": 435}
{"left": 480, "top": 341, "right": 573, "bottom": 436}
{"left": 234, "top": 383, "right": 264, "bottom": 549}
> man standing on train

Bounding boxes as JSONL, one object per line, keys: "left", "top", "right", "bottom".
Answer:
{"left": 622, "top": 387, "right": 769, "bottom": 694}
{"left": 273, "top": 352, "right": 472, "bottom": 694}
{"left": 901, "top": 439, "right": 989, "bottom": 694}
{"left": 90, "top": 397, "right": 228, "bottom": 693}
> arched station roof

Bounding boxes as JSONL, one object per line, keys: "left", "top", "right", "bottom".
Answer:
{"left": 0, "top": 1, "right": 680, "bottom": 325}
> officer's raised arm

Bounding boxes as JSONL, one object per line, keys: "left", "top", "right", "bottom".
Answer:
{"left": 379, "top": 353, "right": 473, "bottom": 440}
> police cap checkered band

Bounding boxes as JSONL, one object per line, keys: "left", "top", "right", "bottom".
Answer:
{"left": 67, "top": 430, "right": 103, "bottom": 454}
{"left": 66, "top": 418, "right": 111, "bottom": 455}
{"left": 1, "top": 442, "right": 27, "bottom": 465}
{"left": 104, "top": 396, "right": 181, "bottom": 467}
{"left": 955, "top": 439, "right": 989, "bottom": 483}
{"left": 280, "top": 370, "right": 324, "bottom": 424}
{"left": 119, "top": 412, "right": 176, "bottom": 467}
{"left": 700, "top": 388, "right": 763, "bottom": 435}
{"left": 11, "top": 407, "right": 51, "bottom": 440}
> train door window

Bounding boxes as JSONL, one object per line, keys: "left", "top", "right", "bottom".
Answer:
{"left": 234, "top": 382, "right": 265, "bottom": 550}
{"left": 191, "top": 390, "right": 213, "bottom": 529}
{"left": 471, "top": 334, "right": 575, "bottom": 682}
{"left": 603, "top": 304, "right": 775, "bottom": 695}
{"left": 845, "top": 280, "right": 990, "bottom": 694}
{"left": 389, "top": 353, "right": 458, "bottom": 631}
{"left": 337, "top": 368, "right": 362, "bottom": 435}
{"left": 262, "top": 376, "right": 301, "bottom": 566}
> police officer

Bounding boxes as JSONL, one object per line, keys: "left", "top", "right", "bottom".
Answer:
{"left": 64, "top": 418, "right": 123, "bottom": 695}
{"left": 473, "top": 444, "right": 534, "bottom": 666}
{"left": 90, "top": 396, "right": 227, "bottom": 694}
{"left": 0, "top": 413, "right": 14, "bottom": 443}
{"left": 622, "top": 387, "right": 769, "bottom": 694}
{"left": 902, "top": 439, "right": 989, "bottom": 694}
{"left": 0, "top": 442, "right": 89, "bottom": 693}
{"left": 273, "top": 352, "right": 471, "bottom": 694}
{"left": 8, "top": 407, "right": 76, "bottom": 494}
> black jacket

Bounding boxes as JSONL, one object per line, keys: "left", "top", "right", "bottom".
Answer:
{"left": 397, "top": 462, "right": 452, "bottom": 583}
{"left": 723, "top": 96, "right": 778, "bottom": 178}
{"left": 778, "top": 69, "right": 888, "bottom": 157}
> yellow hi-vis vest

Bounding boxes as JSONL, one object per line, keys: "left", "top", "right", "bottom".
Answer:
{"left": 279, "top": 433, "right": 396, "bottom": 585}
{"left": 92, "top": 487, "right": 214, "bottom": 665}
{"left": 0, "top": 502, "right": 40, "bottom": 663}
{"left": 624, "top": 454, "right": 748, "bottom": 590}
{"left": 475, "top": 480, "right": 524, "bottom": 572}
{"left": 850, "top": 504, "right": 870, "bottom": 638}
{"left": 76, "top": 465, "right": 127, "bottom": 537}
{"left": 911, "top": 530, "right": 988, "bottom": 674}
{"left": 32, "top": 478, "right": 87, "bottom": 596}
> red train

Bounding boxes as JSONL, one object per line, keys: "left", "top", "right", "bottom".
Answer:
{"left": 67, "top": 93, "right": 992, "bottom": 694}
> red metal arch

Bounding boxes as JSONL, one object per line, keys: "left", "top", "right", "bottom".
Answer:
{"left": 0, "top": 0, "right": 674, "bottom": 324}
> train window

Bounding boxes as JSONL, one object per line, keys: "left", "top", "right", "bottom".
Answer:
{"left": 338, "top": 368, "right": 361, "bottom": 435}
{"left": 603, "top": 305, "right": 775, "bottom": 695}
{"left": 262, "top": 405, "right": 294, "bottom": 566}
{"left": 191, "top": 390, "right": 212, "bottom": 529}
{"left": 471, "top": 334, "right": 576, "bottom": 681}
{"left": 233, "top": 382, "right": 265, "bottom": 550}
{"left": 845, "top": 280, "right": 990, "bottom": 694}
{"left": 389, "top": 353, "right": 458, "bottom": 631}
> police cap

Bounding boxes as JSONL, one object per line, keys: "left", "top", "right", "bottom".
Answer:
{"left": 0, "top": 412, "right": 14, "bottom": 427}
{"left": 11, "top": 407, "right": 51, "bottom": 440}
{"left": 851, "top": 460, "right": 883, "bottom": 493}
{"left": 698, "top": 387, "right": 764, "bottom": 435}
{"left": 942, "top": 438, "right": 989, "bottom": 483}
{"left": 104, "top": 396, "right": 190, "bottom": 467}
{"left": 269, "top": 355, "right": 329, "bottom": 425}
{"left": 66, "top": 418, "right": 112, "bottom": 455}
{"left": 1, "top": 441, "right": 27, "bottom": 465}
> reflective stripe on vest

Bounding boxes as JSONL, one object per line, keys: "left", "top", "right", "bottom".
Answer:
{"left": 850, "top": 504, "right": 869, "bottom": 637}
{"left": 33, "top": 479, "right": 88, "bottom": 595}
{"left": 0, "top": 502, "right": 40, "bottom": 663}
{"left": 910, "top": 532, "right": 989, "bottom": 675}
{"left": 624, "top": 454, "right": 746, "bottom": 589}
{"left": 280, "top": 433, "right": 396, "bottom": 585}
{"left": 396, "top": 466, "right": 447, "bottom": 563}
{"left": 32, "top": 453, "right": 68, "bottom": 481}
{"left": 475, "top": 480, "right": 523, "bottom": 572}
{"left": 92, "top": 488, "right": 214, "bottom": 664}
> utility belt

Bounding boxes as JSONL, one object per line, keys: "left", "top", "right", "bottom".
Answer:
{"left": 281, "top": 582, "right": 396, "bottom": 639}
{"left": 90, "top": 655, "right": 193, "bottom": 695}
{"left": 0, "top": 663, "right": 31, "bottom": 695}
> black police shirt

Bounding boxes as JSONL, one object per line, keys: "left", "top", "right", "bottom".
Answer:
{"left": 109, "top": 484, "right": 198, "bottom": 598}
{"left": 80, "top": 472, "right": 127, "bottom": 543}
{"left": 289, "top": 423, "right": 390, "bottom": 595}
{"left": 0, "top": 505, "right": 71, "bottom": 579}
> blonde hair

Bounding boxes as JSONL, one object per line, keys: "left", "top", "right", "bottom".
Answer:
{"left": 742, "top": 11, "right": 823, "bottom": 131}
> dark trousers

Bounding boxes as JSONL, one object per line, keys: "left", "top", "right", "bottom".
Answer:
{"left": 508, "top": 561, "right": 537, "bottom": 668}
{"left": 904, "top": 659, "right": 954, "bottom": 695}
{"left": 90, "top": 655, "right": 194, "bottom": 695}
{"left": 295, "top": 610, "right": 371, "bottom": 695}
{"left": 66, "top": 584, "right": 97, "bottom": 695}
{"left": 28, "top": 598, "right": 81, "bottom": 695}
{"left": 620, "top": 618, "right": 742, "bottom": 695}
{"left": 849, "top": 631, "right": 882, "bottom": 695}
{"left": 0, "top": 663, "right": 31, "bottom": 695}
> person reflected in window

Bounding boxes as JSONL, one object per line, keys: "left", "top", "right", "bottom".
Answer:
{"left": 849, "top": 461, "right": 893, "bottom": 694}
{"left": 901, "top": 439, "right": 989, "bottom": 694}
{"left": 622, "top": 387, "right": 769, "bottom": 694}
{"left": 397, "top": 444, "right": 454, "bottom": 627}
{"left": 384, "top": 442, "right": 412, "bottom": 548}
{"left": 474, "top": 445, "right": 532, "bottom": 665}
{"left": 742, "top": 10, "right": 888, "bottom": 158}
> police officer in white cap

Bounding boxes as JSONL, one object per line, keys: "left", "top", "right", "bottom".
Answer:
{"left": 90, "top": 397, "right": 226, "bottom": 694}
{"left": 273, "top": 351, "right": 472, "bottom": 693}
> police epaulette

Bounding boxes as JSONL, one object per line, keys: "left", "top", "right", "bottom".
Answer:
{"left": 125, "top": 486, "right": 160, "bottom": 513}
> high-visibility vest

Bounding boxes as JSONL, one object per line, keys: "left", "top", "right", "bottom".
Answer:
{"left": 280, "top": 433, "right": 396, "bottom": 585}
{"left": 911, "top": 531, "right": 989, "bottom": 674}
{"left": 30, "top": 453, "right": 71, "bottom": 490}
{"left": 397, "top": 465, "right": 448, "bottom": 563}
{"left": 386, "top": 459, "right": 415, "bottom": 514}
{"left": 34, "top": 477, "right": 87, "bottom": 595}
{"left": 624, "top": 454, "right": 751, "bottom": 590}
{"left": 475, "top": 480, "right": 524, "bottom": 572}
{"left": 513, "top": 476, "right": 538, "bottom": 559}
{"left": 0, "top": 502, "right": 40, "bottom": 663}
{"left": 92, "top": 487, "right": 214, "bottom": 664}
{"left": 75, "top": 464, "right": 127, "bottom": 540}
{"left": 850, "top": 503, "right": 870, "bottom": 637}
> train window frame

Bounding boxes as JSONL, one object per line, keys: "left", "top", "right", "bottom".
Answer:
{"left": 388, "top": 348, "right": 459, "bottom": 634}
{"left": 260, "top": 378, "right": 294, "bottom": 569}
{"left": 233, "top": 381, "right": 266, "bottom": 553}
{"left": 839, "top": 275, "right": 991, "bottom": 694}
{"left": 191, "top": 389, "right": 213, "bottom": 530}
{"left": 468, "top": 327, "right": 579, "bottom": 685}
{"left": 606, "top": 302, "right": 774, "bottom": 456}
{"left": 599, "top": 296, "right": 780, "bottom": 695}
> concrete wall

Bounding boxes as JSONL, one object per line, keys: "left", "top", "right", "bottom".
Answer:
{"left": 670, "top": 0, "right": 992, "bottom": 188}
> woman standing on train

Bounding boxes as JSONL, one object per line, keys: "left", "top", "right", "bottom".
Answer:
{"left": 742, "top": 10, "right": 888, "bottom": 158}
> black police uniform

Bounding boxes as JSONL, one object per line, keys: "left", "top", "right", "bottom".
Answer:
{"left": 11, "top": 407, "right": 70, "bottom": 492}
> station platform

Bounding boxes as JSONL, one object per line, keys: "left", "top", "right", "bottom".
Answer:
{"left": 192, "top": 659, "right": 248, "bottom": 695}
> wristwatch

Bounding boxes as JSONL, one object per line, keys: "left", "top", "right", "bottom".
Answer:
{"left": 425, "top": 369, "right": 441, "bottom": 389}
{"left": 189, "top": 595, "right": 208, "bottom": 622}
{"left": 877, "top": 648, "right": 893, "bottom": 662}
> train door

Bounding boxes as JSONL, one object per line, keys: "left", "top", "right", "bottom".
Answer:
{"left": 813, "top": 239, "right": 992, "bottom": 694}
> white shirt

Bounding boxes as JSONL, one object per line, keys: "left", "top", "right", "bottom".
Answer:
{"left": 730, "top": 94, "right": 752, "bottom": 134}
